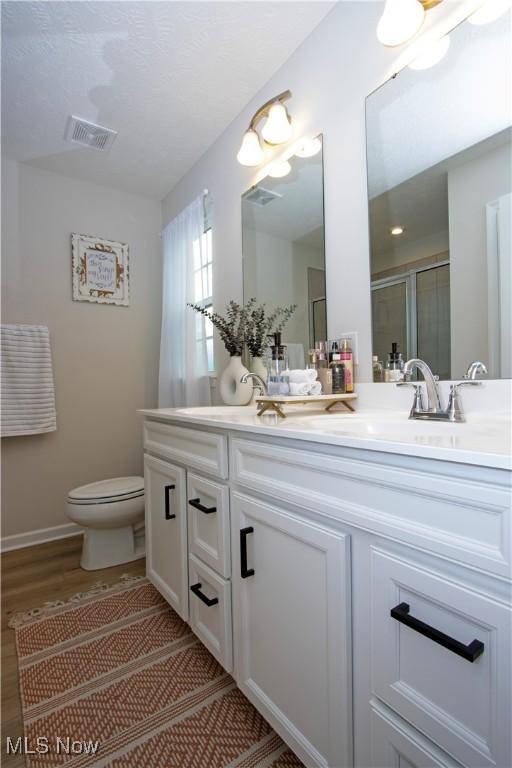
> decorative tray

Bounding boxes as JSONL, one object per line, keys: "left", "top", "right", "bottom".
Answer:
{"left": 255, "top": 393, "right": 358, "bottom": 418}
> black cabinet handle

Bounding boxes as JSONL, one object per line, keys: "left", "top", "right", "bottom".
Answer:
{"left": 164, "top": 484, "right": 176, "bottom": 520}
{"left": 190, "top": 582, "right": 219, "bottom": 607}
{"left": 240, "top": 526, "right": 255, "bottom": 578}
{"left": 188, "top": 498, "right": 217, "bottom": 515}
{"left": 390, "top": 602, "right": 484, "bottom": 662}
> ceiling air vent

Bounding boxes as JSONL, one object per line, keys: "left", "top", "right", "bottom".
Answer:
{"left": 65, "top": 116, "right": 117, "bottom": 151}
{"left": 245, "top": 186, "right": 282, "bottom": 207}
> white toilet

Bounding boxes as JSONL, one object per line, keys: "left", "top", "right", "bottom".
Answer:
{"left": 66, "top": 476, "right": 145, "bottom": 571}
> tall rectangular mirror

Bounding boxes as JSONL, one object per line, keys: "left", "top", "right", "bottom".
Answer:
{"left": 366, "top": 13, "right": 511, "bottom": 380}
{"left": 242, "top": 135, "right": 326, "bottom": 368}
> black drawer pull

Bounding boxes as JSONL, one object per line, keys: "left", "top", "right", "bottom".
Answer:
{"left": 240, "top": 526, "right": 255, "bottom": 578}
{"left": 164, "top": 484, "right": 176, "bottom": 520}
{"left": 190, "top": 582, "right": 219, "bottom": 607}
{"left": 390, "top": 602, "right": 484, "bottom": 662}
{"left": 188, "top": 498, "right": 217, "bottom": 515}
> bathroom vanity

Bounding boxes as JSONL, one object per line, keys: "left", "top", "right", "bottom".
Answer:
{"left": 141, "top": 394, "right": 511, "bottom": 768}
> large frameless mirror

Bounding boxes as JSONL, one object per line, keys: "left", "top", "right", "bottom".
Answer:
{"left": 242, "top": 135, "right": 326, "bottom": 368}
{"left": 366, "top": 13, "right": 511, "bottom": 380}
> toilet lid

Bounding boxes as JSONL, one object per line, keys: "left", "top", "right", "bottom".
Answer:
{"left": 68, "top": 476, "right": 144, "bottom": 501}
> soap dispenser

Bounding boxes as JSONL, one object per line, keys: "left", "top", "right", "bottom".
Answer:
{"left": 384, "top": 342, "right": 404, "bottom": 382}
{"left": 267, "top": 332, "right": 290, "bottom": 396}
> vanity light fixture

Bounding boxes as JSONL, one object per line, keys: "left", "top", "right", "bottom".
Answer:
{"left": 237, "top": 90, "right": 293, "bottom": 167}
{"left": 295, "top": 137, "right": 322, "bottom": 158}
{"left": 268, "top": 160, "right": 292, "bottom": 178}
{"left": 377, "top": 0, "right": 430, "bottom": 47}
{"left": 390, "top": 225, "right": 405, "bottom": 235}
{"left": 408, "top": 33, "right": 450, "bottom": 69}
{"left": 468, "top": 0, "right": 511, "bottom": 25}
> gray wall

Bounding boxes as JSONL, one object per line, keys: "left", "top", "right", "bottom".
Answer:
{"left": 1, "top": 158, "right": 162, "bottom": 540}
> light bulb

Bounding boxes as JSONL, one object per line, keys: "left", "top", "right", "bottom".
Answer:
{"left": 268, "top": 160, "right": 291, "bottom": 178}
{"left": 468, "top": 0, "right": 511, "bottom": 25}
{"left": 295, "top": 137, "right": 322, "bottom": 158}
{"left": 409, "top": 35, "right": 450, "bottom": 70}
{"left": 237, "top": 129, "right": 264, "bottom": 167}
{"left": 261, "top": 102, "right": 292, "bottom": 145}
{"left": 377, "top": 0, "right": 425, "bottom": 47}
{"left": 390, "top": 226, "right": 404, "bottom": 236}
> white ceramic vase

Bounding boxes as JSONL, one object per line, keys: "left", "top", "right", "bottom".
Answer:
{"left": 219, "top": 355, "right": 253, "bottom": 406}
{"left": 251, "top": 356, "right": 268, "bottom": 382}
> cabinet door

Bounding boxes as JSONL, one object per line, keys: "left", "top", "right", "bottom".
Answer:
{"left": 231, "top": 492, "right": 352, "bottom": 768}
{"left": 144, "top": 454, "right": 188, "bottom": 620}
{"left": 371, "top": 701, "right": 464, "bottom": 768}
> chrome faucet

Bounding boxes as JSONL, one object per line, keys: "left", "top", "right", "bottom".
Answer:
{"left": 240, "top": 372, "right": 268, "bottom": 396}
{"left": 401, "top": 358, "right": 442, "bottom": 412}
{"left": 397, "top": 358, "right": 482, "bottom": 423}
{"left": 464, "top": 361, "right": 488, "bottom": 380}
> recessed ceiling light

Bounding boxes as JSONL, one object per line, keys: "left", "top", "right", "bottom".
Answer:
{"left": 390, "top": 226, "right": 405, "bottom": 236}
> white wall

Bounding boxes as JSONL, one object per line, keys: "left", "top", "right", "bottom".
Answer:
{"left": 161, "top": 1, "right": 467, "bottom": 383}
{"left": 448, "top": 142, "right": 511, "bottom": 378}
{"left": 1, "top": 158, "right": 162, "bottom": 540}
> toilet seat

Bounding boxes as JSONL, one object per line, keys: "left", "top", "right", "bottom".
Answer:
{"left": 67, "top": 476, "right": 144, "bottom": 505}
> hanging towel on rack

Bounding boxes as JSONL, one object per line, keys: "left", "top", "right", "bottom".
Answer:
{"left": 1, "top": 324, "right": 57, "bottom": 437}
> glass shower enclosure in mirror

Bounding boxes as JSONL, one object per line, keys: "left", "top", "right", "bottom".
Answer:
{"left": 242, "top": 135, "right": 326, "bottom": 369}
{"left": 366, "top": 13, "right": 511, "bottom": 380}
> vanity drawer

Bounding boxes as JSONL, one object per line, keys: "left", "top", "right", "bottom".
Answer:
{"left": 370, "top": 547, "right": 511, "bottom": 768}
{"left": 230, "top": 437, "right": 511, "bottom": 577}
{"left": 144, "top": 420, "right": 228, "bottom": 479}
{"left": 188, "top": 554, "right": 232, "bottom": 672}
{"left": 187, "top": 473, "right": 230, "bottom": 578}
{"left": 370, "top": 701, "right": 463, "bottom": 768}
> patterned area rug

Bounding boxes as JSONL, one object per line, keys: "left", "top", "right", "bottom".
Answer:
{"left": 10, "top": 576, "right": 303, "bottom": 767}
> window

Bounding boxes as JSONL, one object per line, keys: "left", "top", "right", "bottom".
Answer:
{"left": 193, "top": 228, "right": 214, "bottom": 372}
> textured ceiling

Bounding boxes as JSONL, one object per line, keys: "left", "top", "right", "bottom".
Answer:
{"left": 1, "top": 1, "right": 334, "bottom": 198}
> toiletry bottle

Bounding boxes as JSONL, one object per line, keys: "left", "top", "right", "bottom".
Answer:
{"left": 329, "top": 353, "right": 346, "bottom": 394}
{"left": 329, "top": 341, "right": 339, "bottom": 363}
{"left": 372, "top": 355, "right": 383, "bottom": 383}
{"left": 340, "top": 338, "right": 354, "bottom": 393}
{"left": 316, "top": 350, "right": 332, "bottom": 394}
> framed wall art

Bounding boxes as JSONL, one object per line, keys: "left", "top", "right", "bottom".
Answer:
{"left": 71, "top": 233, "right": 130, "bottom": 305}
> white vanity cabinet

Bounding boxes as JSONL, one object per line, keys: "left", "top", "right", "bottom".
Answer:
{"left": 231, "top": 492, "right": 353, "bottom": 768}
{"left": 142, "top": 413, "right": 511, "bottom": 768}
{"left": 144, "top": 453, "right": 189, "bottom": 620}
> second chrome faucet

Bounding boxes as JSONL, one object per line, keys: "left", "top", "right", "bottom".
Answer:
{"left": 397, "top": 359, "right": 485, "bottom": 423}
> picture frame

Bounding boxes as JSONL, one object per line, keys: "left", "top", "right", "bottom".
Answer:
{"left": 71, "top": 233, "right": 129, "bottom": 305}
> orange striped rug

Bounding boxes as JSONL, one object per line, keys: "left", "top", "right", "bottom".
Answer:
{"left": 10, "top": 576, "right": 302, "bottom": 768}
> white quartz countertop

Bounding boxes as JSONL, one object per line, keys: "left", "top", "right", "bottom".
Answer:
{"left": 140, "top": 403, "right": 512, "bottom": 471}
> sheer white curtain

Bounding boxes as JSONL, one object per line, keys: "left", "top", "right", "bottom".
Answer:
{"left": 158, "top": 195, "right": 211, "bottom": 408}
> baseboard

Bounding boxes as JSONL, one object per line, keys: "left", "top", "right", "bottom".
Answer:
{"left": 0, "top": 522, "right": 83, "bottom": 553}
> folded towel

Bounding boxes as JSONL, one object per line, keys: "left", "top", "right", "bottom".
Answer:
{"left": 289, "top": 382, "right": 310, "bottom": 396}
{"left": 287, "top": 368, "right": 318, "bottom": 384}
{"left": 1, "top": 324, "right": 57, "bottom": 437}
{"left": 310, "top": 381, "right": 322, "bottom": 395}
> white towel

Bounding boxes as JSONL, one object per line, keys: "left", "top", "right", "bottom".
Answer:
{"left": 287, "top": 369, "right": 318, "bottom": 384}
{"left": 289, "top": 382, "right": 310, "bottom": 396}
{"left": 1, "top": 324, "right": 57, "bottom": 437}
{"left": 309, "top": 381, "right": 322, "bottom": 395}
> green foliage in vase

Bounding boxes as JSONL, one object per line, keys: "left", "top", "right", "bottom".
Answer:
{"left": 188, "top": 298, "right": 297, "bottom": 358}
{"left": 245, "top": 301, "right": 298, "bottom": 358}
{"left": 188, "top": 299, "right": 252, "bottom": 356}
